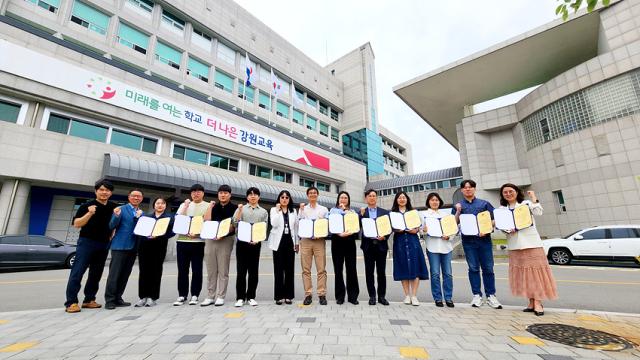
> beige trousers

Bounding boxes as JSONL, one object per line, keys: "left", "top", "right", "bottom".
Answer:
{"left": 204, "top": 235, "right": 235, "bottom": 299}
{"left": 299, "top": 238, "right": 327, "bottom": 297}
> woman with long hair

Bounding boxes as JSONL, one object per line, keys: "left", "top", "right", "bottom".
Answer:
{"left": 267, "top": 190, "right": 299, "bottom": 305}
{"left": 391, "top": 191, "right": 428, "bottom": 306}
{"left": 329, "top": 191, "right": 360, "bottom": 305}
{"left": 499, "top": 183, "right": 557, "bottom": 316}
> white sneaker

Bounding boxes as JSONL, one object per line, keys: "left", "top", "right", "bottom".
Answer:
{"left": 214, "top": 298, "right": 224, "bottom": 306}
{"left": 411, "top": 296, "right": 420, "bottom": 306}
{"left": 188, "top": 296, "right": 198, "bottom": 305}
{"left": 248, "top": 299, "right": 258, "bottom": 306}
{"left": 486, "top": 295, "right": 503, "bottom": 309}
{"left": 470, "top": 294, "right": 483, "bottom": 307}
{"left": 173, "top": 296, "right": 186, "bottom": 306}
{"left": 145, "top": 298, "right": 157, "bottom": 307}
{"left": 134, "top": 298, "right": 147, "bottom": 307}
{"left": 403, "top": 296, "right": 411, "bottom": 305}
{"left": 200, "top": 298, "right": 215, "bottom": 307}
{"left": 234, "top": 299, "right": 244, "bottom": 307}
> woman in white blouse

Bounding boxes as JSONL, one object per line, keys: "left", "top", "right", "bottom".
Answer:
{"left": 268, "top": 190, "right": 299, "bottom": 305}
{"left": 499, "top": 183, "right": 557, "bottom": 316}
{"left": 423, "top": 193, "right": 455, "bottom": 308}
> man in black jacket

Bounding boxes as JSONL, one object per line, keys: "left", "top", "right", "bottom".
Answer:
{"left": 359, "top": 189, "right": 391, "bottom": 306}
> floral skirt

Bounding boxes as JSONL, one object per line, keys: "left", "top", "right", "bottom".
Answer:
{"left": 509, "top": 247, "right": 558, "bottom": 300}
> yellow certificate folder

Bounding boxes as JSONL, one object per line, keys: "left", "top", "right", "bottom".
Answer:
{"left": 424, "top": 215, "right": 458, "bottom": 237}
{"left": 361, "top": 215, "right": 392, "bottom": 238}
{"left": 200, "top": 218, "right": 232, "bottom": 239}
{"left": 172, "top": 215, "right": 205, "bottom": 235}
{"left": 237, "top": 221, "right": 267, "bottom": 242}
{"left": 459, "top": 211, "right": 493, "bottom": 236}
{"left": 513, "top": 205, "right": 533, "bottom": 230}
{"left": 134, "top": 216, "right": 170, "bottom": 237}
{"left": 390, "top": 210, "right": 422, "bottom": 230}
{"left": 328, "top": 212, "right": 361, "bottom": 234}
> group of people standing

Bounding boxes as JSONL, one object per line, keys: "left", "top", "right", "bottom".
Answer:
{"left": 64, "top": 178, "right": 557, "bottom": 316}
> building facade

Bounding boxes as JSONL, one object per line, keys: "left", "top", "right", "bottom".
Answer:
{"left": 0, "top": 0, "right": 397, "bottom": 242}
{"left": 394, "top": 0, "right": 640, "bottom": 237}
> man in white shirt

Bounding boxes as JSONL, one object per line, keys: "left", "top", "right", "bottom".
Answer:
{"left": 298, "top": 187, "right": 329, "bottom": 305}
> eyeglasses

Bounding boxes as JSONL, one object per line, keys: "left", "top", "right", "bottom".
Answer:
{"left": 503, "top": 190, "right": 516, "bottom": 195}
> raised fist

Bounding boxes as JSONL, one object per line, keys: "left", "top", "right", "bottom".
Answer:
{"left": 113, "top": 207, "right": 121, "bottom": 216}
{"left": 88, "top": 205, "right": 97, "bottom": 215}
{"left": 135, "top": 209, "right": 143, "bottom": 218}
{"left": 455, "top": 203, "right": 462, "bottom": 212}
{"left": 360, "top": 207, "right": 365, "bottom": 216}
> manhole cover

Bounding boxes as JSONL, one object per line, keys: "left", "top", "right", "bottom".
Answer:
{"left": 527, "top": 324, "right": 635, "bottom": 351}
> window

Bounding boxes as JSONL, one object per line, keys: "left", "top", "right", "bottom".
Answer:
{"left": 70, "top": 1, "right": 109, "bottom": 35}
{"left": 192, "top": 28, "right": 212, "bottom": 50}
{"left": 258, "top": 92, "right": 271, "bottom": 110}
{"left": 172, "top": 145, "right": 207, "bottom": 165}
{"left": 580, "top": 229, "right": 606, "bottom": 240}
{"left": 306, "top": 116, "right": 317, "bottom": 131}
{"left": 553, "top": 190, "right": 566, "bottom": 213}
{"left": 306, "top": 94, "right": 317, "bottom": 109}
{"left": 272, "top": 170, "right": 292, "bottom": 183}
{"left": 330, "top": 108, "right": 339, "bottom": 121}
{"left": 319, "top": 122, "right": 329, "bottom": 137}
{"left": 47, "top": 114, "right": 107, "bottom": 142}
{"left": 187, "top": 57, "right": 209, "bottom": 82}
{"left": 249, "top": 164, "right": 271, "bottom": 179}
{"left": 110, "top": 129, "right": 157, "bottom": 153}
{"left": 293, "top": 109, "right": 304, "bottom": 125}
{"left": 209, "top": 154, "right": 238, "bottom": 172}
{"left": 117, "top": 23, "right": 149, "bottom": 54}
{"left": 0, "top": 235, "right": 26, "bottom": 245}
{"left": 237, "top": 81, "right": 255, "bottom": 103}
{"left": 609, "top": 228, "right": 635, "bottom": 239}
{"left": 0, "top": 100, "right": 21, "bottom": 123}
{"left": 316, "top": 182, "right": 330, "bottom": 192}
{"left": 161, "top": 10, "right": 185, "bottom": 31}
{"left": 214, "top": 70, "right": 233, "bottom": 93}
{"left": 299, "top": 177, "right": 314, "bottom": 188}
{"left": 540, "top": 118, "right": 550, "bottom": 143}
{"left": 276, "top": 101, "right": 290, "bottom": 118}
{"left": 125, "top": 0, "right": 153, "bottom": 14}
{"left": 294, "top": 88, "right": 304, "bottom": 106}
{"left": 29, "top": 236, "right": 55, "bottom": 246}
{"left": 331, "top": 128, "right": 339, "bottom": 142}
{"left": 25, "top": 0, "right": 59, "bottom": 13}
{"left": 259, "top": 67, "right": 270, "bottom": 83}
{"left": 217, "top": 42, "right": 235, "bottom": 65}
{"left": 319, "top": 102, "right": 328, "bottom": 116}
{"left": 155, "top": 41, "right": 181, "bottom": 69}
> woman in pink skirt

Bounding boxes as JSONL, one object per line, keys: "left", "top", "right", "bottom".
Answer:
{"left": 499, "top": 183, "right": 557, "bottom": 316}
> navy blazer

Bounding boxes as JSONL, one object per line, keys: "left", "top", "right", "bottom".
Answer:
{"left": 359, "top": 207, "right": 390, "bottom": 252}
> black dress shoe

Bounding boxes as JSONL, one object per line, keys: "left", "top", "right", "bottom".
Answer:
{"left": 348, "top": 299, "right": 359, "bottom": 305}
{"left": 275, "top": 300, "right": 283, "bottom": 305}
{"left": 284, "top": 299, "right": 293, "bottom": 305}
{"left": 523, "top": 307, "right": 535, "bottom": 313}
{"left": 336, "top": 299, "right": 344, "bottom": 305}
{"left": 378, "top": 298, "right": 389, "bottom": 306}
{"left": 445, "top": 300, "right": 455, "bottom": 308}
{"left": 368, "top": 297, "right": 376, "bottom": 305}
{"left": 116, "top": 300, "right": 131, "bottom": 307}
{"left": 303, "top": 295, "right": 312, "bottom": 305}
{"left": 534, "top": 305, "right": 544, "bottom": 316}
{"left": 319, "top": 296, "right": 328, "bottom": 305}
{"left": 105, "top": 303, "right": 116, "bottom": 310}
{"left": 435, "top": 300, "right": 444, "bottom": 307}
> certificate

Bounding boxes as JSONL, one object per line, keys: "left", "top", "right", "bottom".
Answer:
{"left": 424, "top": 215, "right": 458, "bottom": 237}
{"left": 237, "top": 221, "right": 267, "bottom": 243}
{"left": 459, "top": 211, "right": 493, "bottom": 236}
{"left": 361, "top": 215, "right": 392, "bottom": 238}
{"left": 494, "top": 205, "right": 533, "bottom": 230}
{"left": 389, "top": 210, "right": 422, "bottom": 230}
{"left": 328, "top": 212, "right": 361, "bottom": 234}
{"left": 172, "top": 215, "right": 204, "bottom": 235}
{"left": 200, "top": 218, "right": 232, "bottom": 239}
{"left": 298, "top": 218, "right": 329, "bottom": 239}
{"left": 133, "top": 216, "right": 170, "bottom": 237}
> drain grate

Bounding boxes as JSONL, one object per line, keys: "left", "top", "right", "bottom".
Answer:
{"left": 526, "top": 323, "right": 635, "bottom": 351}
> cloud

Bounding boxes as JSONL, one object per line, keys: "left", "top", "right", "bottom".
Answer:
{"left": 233, "top": 0, "right": 558, "bottom": 172}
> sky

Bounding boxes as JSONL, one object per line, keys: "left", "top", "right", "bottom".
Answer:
{"left": 233, "top": 0, "right": 561, "bottom": 173}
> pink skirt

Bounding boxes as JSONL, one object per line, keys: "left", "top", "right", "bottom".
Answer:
{"left": 509, "top": 247, "right": 558, "bottom": 300}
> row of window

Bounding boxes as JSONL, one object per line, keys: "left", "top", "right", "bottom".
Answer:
{"left": 383, "top": 155, "right": 405, "bottom": 172}
{"left": 299, "top": 178, "right": 331, "bottom": 192}
{"left": 30, "top": 0, "right": 343, "bottom": 124}
{"left": 249, "top": 164, "right": 292, "bottom": 184}
{"left": 171, "top": 145, "right": 239, "bottom": 172}
{"left": 382, "top": 138, "right": 405, "bottom": 156}
{"left": 378, "top": 178, "right": 464, "bottom": 196}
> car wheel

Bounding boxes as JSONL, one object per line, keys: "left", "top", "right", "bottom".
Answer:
{"left": 550, "top": 248, "right": 571, "bottom": 265}
{"left": 65, "top": 253, "right": 76, "bottom": 268}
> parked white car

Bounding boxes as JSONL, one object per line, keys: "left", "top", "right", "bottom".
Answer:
{"left": 542, "top": 225, "right": 640, "bottom": 265}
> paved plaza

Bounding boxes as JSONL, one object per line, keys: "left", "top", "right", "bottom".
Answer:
{"left": 0, "top": 299, "right": 639, "bottom": 360}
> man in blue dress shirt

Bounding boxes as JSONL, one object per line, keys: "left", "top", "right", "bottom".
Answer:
{"left": 452, "top": 180, "right": 502, "bottom": 309}
{"left": 105, "top": 189, "right": 144, "bottom": 309}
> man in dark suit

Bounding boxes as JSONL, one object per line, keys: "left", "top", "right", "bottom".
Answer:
{"left": 359, "top": 189, "right": 390, "bottom": 306}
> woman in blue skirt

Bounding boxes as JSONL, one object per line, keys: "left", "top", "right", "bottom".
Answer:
{"left": 392, "top": 191, "right": 428, "bottom": 306}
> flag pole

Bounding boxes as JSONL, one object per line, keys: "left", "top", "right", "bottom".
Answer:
{"left": 241, "top": 81, "right": 246, "bottom": 114}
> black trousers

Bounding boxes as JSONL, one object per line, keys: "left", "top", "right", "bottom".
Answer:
{"left": 176, "top": 242, "right": 204, "bottom": 298}
{"left": 64, "top": 237, "right": 109, "bottom": 307}
{"left": 331, "top": 237, "right": 359, "bottom": 302}
{"left": 236, "top": 241, "right": 261, "bottom": 300}
{"left": 138, "top": 238, "right": 168, "bottom": 300}
{"left": 105, "top": 249, "right": 137, "bottom": 305}
{"left": 273, "top": 235, "right": 295, "bottom": 300}
{"left": 363, "top": 247, "right": 387, "bottom": 299}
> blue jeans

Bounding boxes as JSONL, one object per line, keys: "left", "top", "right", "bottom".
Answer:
{"left": 426, "top": 251, "right": 453, "bottom": 301}
{"left": 462, "top": 238, "right": 496, "bottom": 296}
{"left": 65, "top": 237, "right": 109, "bottom": 307}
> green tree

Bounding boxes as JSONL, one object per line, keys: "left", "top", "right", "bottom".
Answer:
{"left": 556, "top": 0, "right": 611, "bottom": 20}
